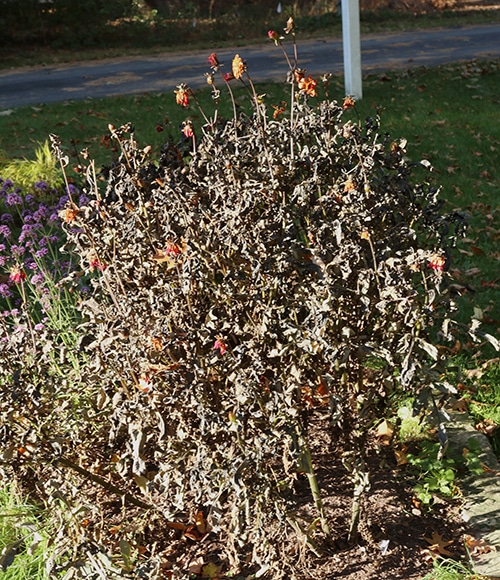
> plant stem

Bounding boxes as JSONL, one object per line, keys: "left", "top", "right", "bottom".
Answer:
{"left": 298, "top": 431, "right": 330, "bottom": 537}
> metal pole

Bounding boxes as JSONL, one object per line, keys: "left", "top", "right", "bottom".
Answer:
{"left": 341, "top": 0, "right": 363, "bottom": 99}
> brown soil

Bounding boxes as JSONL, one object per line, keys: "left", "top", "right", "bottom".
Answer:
{"left": 118, "top": 435, "right": 473, "bottom": 580}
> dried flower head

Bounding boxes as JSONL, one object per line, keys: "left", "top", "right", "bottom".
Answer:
{"left": 59, "top": 206, "right": 79, "bottom": 223}
{"left": 344, "top": 179, "right": 356, "bottom": 192}
{"left": 213, "top": 338, "right": 227, "bottom": 355}
{"left": 428, "top": 254, "right": 446, "bottom": 272}
{"left": 232, "top": 54, "right": 246, "bottom": 80}
{"left": 207, "top": 52, "right": 220, "bottom": 70}
{"left": 343, "top": 95, "right": 356, "bottom": 110}
{"left": 88, "top": 251, "right": 107, "bottom": 272}
{"left": 271, "top": 101, "right": 287, "bottom": 119}
{"left": 284, "top": 16, "right": 295, "bottom": 34}
{"left": 293, "top": 69, "right": 305, "bottom": 83}
{"left": 268, "top": 30, "right": 280, "bottom": 45}
{"left": 9, "top": 265, "right": 26, "bottom": 283}
{"left": 182, "top": 121, "right": 194, "bottom": 139}
{"left": 298, "top": 75, "right": 317, "bottom": 98}
{"left": 174, "top": 84, "right": 190, "bottom": 108}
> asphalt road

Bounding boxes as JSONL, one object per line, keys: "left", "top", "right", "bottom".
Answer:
{"left": 0, "top": 23, "right": 499, "bottom": 110}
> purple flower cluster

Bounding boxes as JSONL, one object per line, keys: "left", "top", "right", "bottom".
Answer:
{"left": 0, "top": 177, "right": 87, "bottom": 323}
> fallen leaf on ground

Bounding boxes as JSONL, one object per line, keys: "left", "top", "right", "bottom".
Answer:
{"left": 186, "top": 556, "right": 204, "bottom": 575}
{"left": 464, "top": 534, "right": 497, "bottom": 555}
{"left": 423, "top": 532, "right": 454, "bottom": 556}
{"left": 475, "top": 418, "right": 498, "bottom": 437}
{"left": 464, "top": 368, "right": 485, "bottom": 380}
{"left": 453, "top": 398, "right": 469, "bottom": 412}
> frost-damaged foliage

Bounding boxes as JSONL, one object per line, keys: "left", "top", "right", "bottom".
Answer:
{"left": 0, "top": 28, "right": 492, "bottom": 579}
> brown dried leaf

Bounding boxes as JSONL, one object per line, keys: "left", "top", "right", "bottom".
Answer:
{"left": 186, "top": 556, "right": 204, "bottom": 575}
{"left": 464, "top": 534, "right": 496, "bottom": 555}
{"left": 375, "top": 419, "right": 394, "bottom": 445}
{"left": 453, "top": 398, "right": 469, "bottom": 413}
{"left": 423, "top": 532, "right": 454, "bottom": 556}
{"left": 475, "top": 418, "right": 497, "bottom": 437}
{"left": 195, "top": 510, "right": 207, "bottom": 534}
{"left": 394, "top": 446, "right": 408, "bottom": 466}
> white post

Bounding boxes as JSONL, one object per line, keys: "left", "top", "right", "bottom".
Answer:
{"left": 341, "top": 0, "right": 363, "bottom": 99}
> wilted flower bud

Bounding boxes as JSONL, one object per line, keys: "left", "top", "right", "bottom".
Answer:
{"left": 343, "top": 95, "right": 356, "bottom": 110}
{"left": 207, "top": 52, "right": 220, "bottom": 69}
{"left": 284, "top": 16, "right": 295, "bottom": 34}
{"left": 182, "top": 121, "right": 194, "bottom": 139}
{"left": 268, "top": 30, "right": 280, "bottom": 45}
{"left": 174, "top": 84, "right": 190, "bottom": 107}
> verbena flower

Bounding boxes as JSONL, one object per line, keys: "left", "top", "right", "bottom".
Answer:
{"left": 0, "top": 179, "right": 14, "bottom": 193}
{"left": 10, "top": 245, "right": 25, "bottom": 258}
{"left": 34, "top": 181, "right": 50, "bottom": 193}
{"left": 5, "top": 192, "right": 22, "bottom": 206}
{"left": 0, "top": 225, "right": 11, "bottom": 238}
{"left": 0, "top": 283, "right": 12, "bottom": 299}
{"left": 34, "top": 248, "right": 49, "bottom": 259}
{"left": 30, "top": 273, "right": 45, "bottom": 286}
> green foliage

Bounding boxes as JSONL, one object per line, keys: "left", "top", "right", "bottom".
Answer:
{"left": 0, "top": 483, "right": 50, "bottom": 579}
{"left": 0, "top": 141, "right": 62, "bottom": 193}
{"left": 0, "top": 0, "right": 138, "bottom": 47}
{"left": 420, "top": 556, "right": 486, "bottom": 580}
{"left": 461, "top": 359, "right": 500, "bottom": 457}
{"left": 405, "top": 438, "right": 485, "bottom": 507}
{"left": 406, "top": 441, "right": 459, "bottom": 505}
{"left": 397, "top": 404, "right": 427, "bottom": 442}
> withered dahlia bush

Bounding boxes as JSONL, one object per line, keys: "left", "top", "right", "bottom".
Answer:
{"left": 1, "top": 28, "right": 492, "bottom": 579}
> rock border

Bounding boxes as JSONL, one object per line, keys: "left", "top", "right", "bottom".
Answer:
{"left": 446, "top": 412, "right": 500, "bottom": 578}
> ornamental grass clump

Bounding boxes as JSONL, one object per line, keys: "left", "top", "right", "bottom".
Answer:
{"left": 1, "top": 19, "right": 494, "bottom": 579}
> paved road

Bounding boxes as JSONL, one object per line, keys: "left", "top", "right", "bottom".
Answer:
{"left": 0, "top": 23, "right": 499, "bottom": 109}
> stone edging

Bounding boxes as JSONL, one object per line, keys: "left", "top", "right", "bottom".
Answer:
{"left": 446, "top": 412, "right": 500, "bottom": 579}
